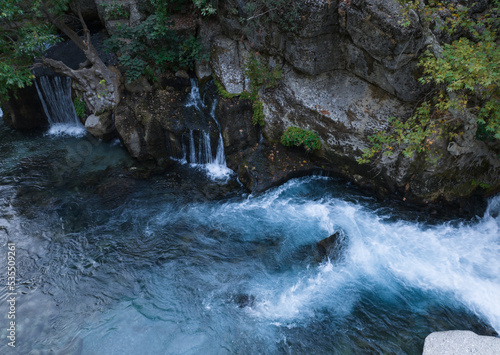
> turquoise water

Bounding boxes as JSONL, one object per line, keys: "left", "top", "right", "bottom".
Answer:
{"left": 0, "top": 121, "right": 499, "bottom": 354}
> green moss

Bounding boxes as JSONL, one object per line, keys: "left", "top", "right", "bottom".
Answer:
{"left": 472, "top": 179, "right": 492, "bottom": 190}
{"left": 252, "top": 101, "right": 265, "bottom": 127}
{"left": 281, "top": 126, "right": 321, "bottom": 151}
{"left": 214, "top": 52, "right": 282, "bottom": 127}
{"left": 74, "top": 97, "right": 86, "bottom": 119}
{"left": 214, "top": 79, "right": 238, "bottom": 99}
{"left": 245, "top": 52, "right": 281, "bottom": 101}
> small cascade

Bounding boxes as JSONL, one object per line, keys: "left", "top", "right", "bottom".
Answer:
{"left": 189, "top": 130, "right": 196, "bottom": 163}
{"left": 211, "top": 99, "right": 227, "bottom": 168}
{"left": 185, "top": 78, "right": 205, "bottom": 111}
{"left": 185, "top": 130, "right": 214, "bottom": 165}
{"left": 177, "top": 79, "right": 233, "bottom": 180}
{"left": 35, "top": 75, "right": 85, "bottom": 136}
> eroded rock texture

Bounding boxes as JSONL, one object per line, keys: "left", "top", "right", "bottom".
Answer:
{"left": 205, "top": 0, "right": 500, "bottom": 207}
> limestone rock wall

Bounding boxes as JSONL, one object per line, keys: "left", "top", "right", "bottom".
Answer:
{"left": 206, "top": 0, "right": 500, "bottom": 206}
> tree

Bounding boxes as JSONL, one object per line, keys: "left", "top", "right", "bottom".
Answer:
{"left": 104, "top": 1, "right": 205, "bottom": 83}
{"left": 359, "top": 0, "right": 499, "bottom": 164}
{"left": 1, "top": 0, "right": 120, "bottom": 115}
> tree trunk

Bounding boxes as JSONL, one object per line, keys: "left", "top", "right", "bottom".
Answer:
{"left": 39, "top": 1, "right": 121, "bottom": 115}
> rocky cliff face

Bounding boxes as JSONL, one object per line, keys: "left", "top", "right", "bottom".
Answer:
{"left": 204, "top": 0, "right": 500, "bottom": 208}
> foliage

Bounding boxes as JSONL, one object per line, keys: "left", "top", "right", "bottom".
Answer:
{"left": 101, "top": 1, "right": 129, "bottom": 20}
{"left": 0, "top": 1, "right": 61, "bottom": 102}
{"left": 281, "top": 126, "right": 321, "bottom": 151}
{"left": 214, "top": 79, "right": 238, "bottom": 98}
{"left": 252, "top": 100, "right": 265, "bottom": 126}
{"left": 241, "top": 0, "right": 302, "bottom": 34}
{"left": 361, "top": 0, "right": 499, "bottom": 163}
{"left": 105, "top": 11, "right": 206, "bottom": 82}
{"left": 73, "top": 96, "right": 86, "bottom": 118}
{"left": 193, "top": 0, "right": 217, "bottom": 16}
{"left": 419, "top": 36, "right": 500, "bottom": 139}
{"left": 244, "top": 52, "right": 281, "bottom": 101}
{"left": 357, "top": 102, "right": 450, "bottom": 163}
{"left": 241, "top": 52, "right": 281, "bottom": 126}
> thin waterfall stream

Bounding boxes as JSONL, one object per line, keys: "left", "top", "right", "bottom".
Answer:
{"left": 177, "top": 79, "right": 232, "bottom": 180}
{"left": 34, "top": 75, "right": 85, "bottom": 136}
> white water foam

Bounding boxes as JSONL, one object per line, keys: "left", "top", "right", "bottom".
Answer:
{"left": 45, "top": 123, "right": 86, "bottom": 137}
{"left": 236, "top": 179, "right": 500, "bottom": 331}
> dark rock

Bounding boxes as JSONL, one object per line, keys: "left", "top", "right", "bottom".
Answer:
{"left": 233, "top": 293, "right": 256, "bottom": 308}
{"left": 316, "top": 231, "right": 345, "bottom": 260}
{"left": 34, "top": 33, "right": 116, "bottom": 78}
{"left": 2, "top": 85, "right": 48, "bottom": 129}
{"left": 235, "top": 141, "right": 318, "bottom": 193}
{"left": 124, "top": 76, "right": 152, "bottom": 94}
{"left": 284, "top": 33, "right": 345, "bottom": 75}
{"left": 215, "top": 95, "right": 259, "bottom": 159}
{"left": 175, "top": 70, "right": 190, "bottom": 80}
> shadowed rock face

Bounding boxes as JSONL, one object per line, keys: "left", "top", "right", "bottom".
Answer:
{"left": 2, "top": 84, "right": 48, "bottom": 130}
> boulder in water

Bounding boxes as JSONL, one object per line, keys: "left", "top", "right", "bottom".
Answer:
{"left": 423, "top": 330, "right": 500, "bottom": 355}
{"left": 316, "top": 231, "right": 345, "bottom": 260}
{"left": 85, "top": 113, "right": 115, "bottom": 141}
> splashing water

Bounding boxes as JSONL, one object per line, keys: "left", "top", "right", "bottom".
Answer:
{"left": 180, "top": 80, "right": 232, "bottom": 181}
{"left": 1, "top": 112, "right": 499, "bottom": 354}
{"left": 35, "top": 75, "right": 85, "bottom": 137}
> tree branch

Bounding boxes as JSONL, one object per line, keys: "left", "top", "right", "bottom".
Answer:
{"left": 41, "top": 57, "right": 76, "bottom": 79}
{"left": 73, "top": 1, "right": 91, "bottom": 46}
{"left": 41, "top": 4, "right": 86, "bottom": 52}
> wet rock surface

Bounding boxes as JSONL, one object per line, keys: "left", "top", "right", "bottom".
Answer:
{"left": 85, "top": 113, "right": 116, "bottom": 141}
{"left": 316, "top": 231, "right": 346, "bottom": 261}
{"left": 235, "top": 141, "right": 318, "bottom": 193}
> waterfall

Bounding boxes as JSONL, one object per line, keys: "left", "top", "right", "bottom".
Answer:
{"left": 35, "top": 75, "right": 85, "bottom": 136}
{"left": 211, "top": 99, "right": 227, "bottom": 167}
{"left": 185, "top": 78, "right": 205, "bottom": 111}
{"left": 189, "top": 130, "right": 196, "bottom": 163}
{"left": 178, "top": 79, "right": 233, "bottom": 180}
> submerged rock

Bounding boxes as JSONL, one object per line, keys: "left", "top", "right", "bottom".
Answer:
{"left": 233, "top": 293, "right": 256, "bottom": 308}
{"left": 316, "top": 231, "right": 345, "bottom": 260}
{"left": 423, "top": 330, "right": 500, "bottom": 355}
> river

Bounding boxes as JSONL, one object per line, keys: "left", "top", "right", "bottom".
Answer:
{"left": 0, "top": 114, "right": 499, "bottom": 354}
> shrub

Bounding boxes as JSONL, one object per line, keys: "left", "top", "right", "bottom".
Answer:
{"left": 252, "top": 100, "right": 265, "bottom": 126}
{"left": 281, "top": 126, "right": 321, "bottom": 151}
